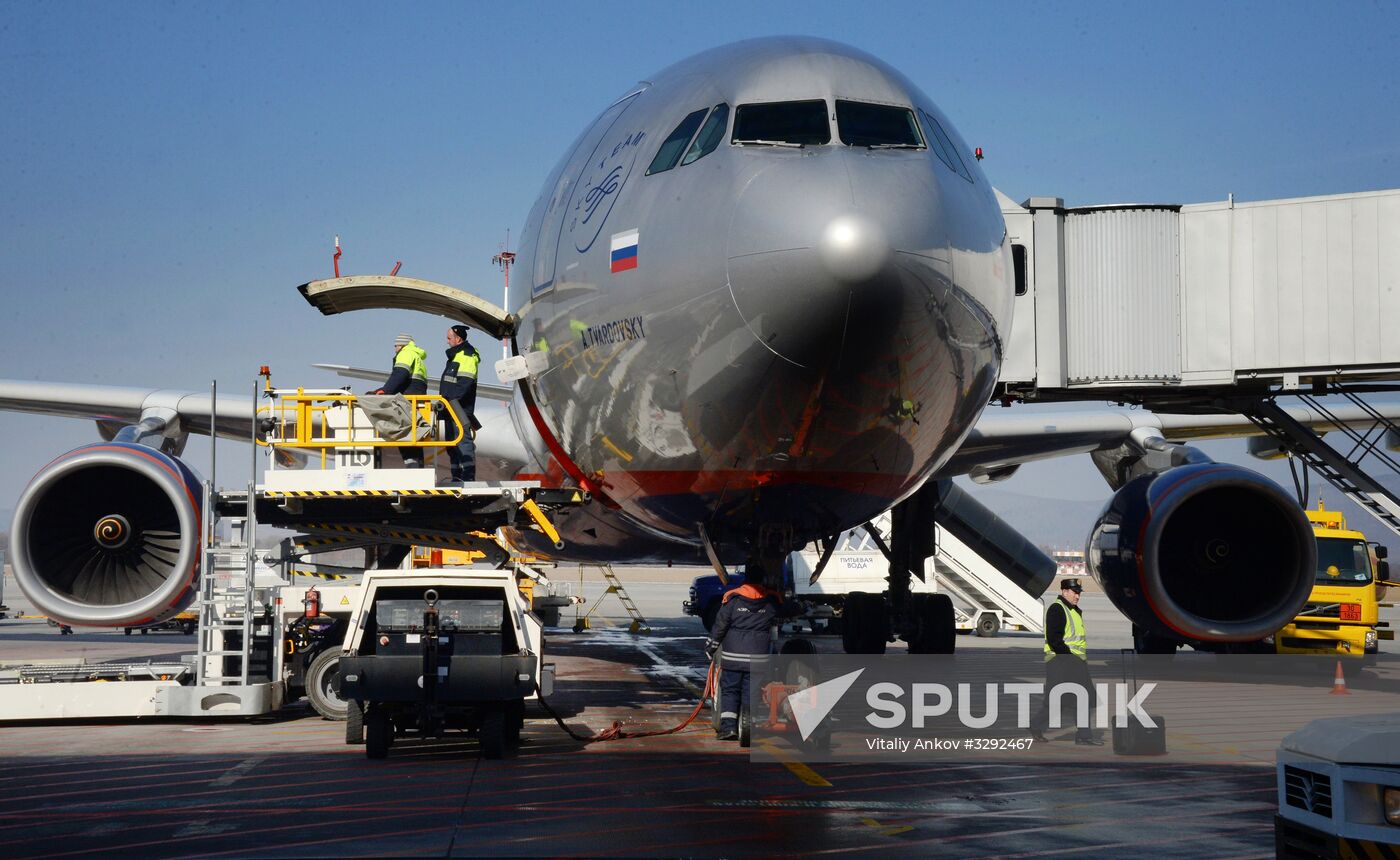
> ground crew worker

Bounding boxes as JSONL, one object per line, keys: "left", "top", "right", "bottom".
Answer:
{"left": 368, "top": 333, "right": 429, "bottom": 467}
{"left": 439, "top": 324, "right": 480, "bottom": 482}
{"left": 704, "top": 556, "right": 801, "bottom": 741}
{"left": 1030, "top": 578, "right": 1102, "bottom": 745}
{"left": 371, "top": 333, "right": 429, "bottom": 396}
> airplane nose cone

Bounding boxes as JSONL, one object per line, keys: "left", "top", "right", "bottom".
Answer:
{"left": 817, "top": 213, "right": 890, "bottom": 284}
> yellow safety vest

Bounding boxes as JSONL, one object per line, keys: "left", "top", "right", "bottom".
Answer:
{"left": 448, "top": 347, "right": 479, "bottom": 381}
{"left": 1044, "top": 598, "right": 1087, "bottom": 661}
{"left": 394, "top": 342, "right": 428, "bottom": 387}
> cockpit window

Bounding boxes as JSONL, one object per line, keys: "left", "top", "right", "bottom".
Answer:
{"left": 835, "top": 100, "right": 923, "bottom": 148}
{"left": 647, "top": 108, "right": 709, "bottom": 175}
{"left": 680, "top": 103, "right": 729, "bottom": 166}
{"left": 919, "top": 109, "right": 973, "bottom": 182}
{"left": 732, "top": 100, "right": 830, "bottom": 146}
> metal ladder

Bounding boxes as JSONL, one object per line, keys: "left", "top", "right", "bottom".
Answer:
{"left": 1245, "top": 393, "right": 1400, "bottom": 540}
{"left": 572, "top": 563, "right": 650, "bottom": 634}
{"left": 194, "top": 489, "right": 258, "bottom": 686}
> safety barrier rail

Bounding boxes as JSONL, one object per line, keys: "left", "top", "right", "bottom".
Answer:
{"left": 257, "top": 388, "right": 464, "bottom": 469}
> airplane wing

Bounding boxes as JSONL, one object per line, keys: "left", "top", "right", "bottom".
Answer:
{"left": 0, "top": 378, "right": 530, "bottom": 478}
{"left": 311, "top": 363, "right": 516, "bottom": 403}
{"left": 940, "top": 401, "right": 1400, "bottom": 478}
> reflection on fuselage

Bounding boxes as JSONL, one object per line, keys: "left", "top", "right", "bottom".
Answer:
{"left": 507, "top": 37, "right": 1010, "bottom": 562}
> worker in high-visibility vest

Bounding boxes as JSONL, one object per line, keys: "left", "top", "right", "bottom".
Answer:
{"left": 439, "top": 324, "right": 480, "bottom": 483}
{"left": 1030, "top": 578, "right": 1102, "bottom": 745}
{"left": 368, "top": 333, "right": 430, "bottom": 467}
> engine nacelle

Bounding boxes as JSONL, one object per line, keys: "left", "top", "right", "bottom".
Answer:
{"left": 1087, "top": 463, "right": 1316, "bottom": 643}
{"left": 9, "top": 442, "right": 203, "bottom": 628}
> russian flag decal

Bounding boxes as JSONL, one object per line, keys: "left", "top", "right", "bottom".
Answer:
{"left": 610, "top": 229, "right": 639, "bottom": 273}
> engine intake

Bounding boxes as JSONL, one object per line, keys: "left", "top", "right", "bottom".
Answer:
{"left": 1087, "top": 463, "right": 1316, "bottom": 643}
{"left": 9, "top": 443, "right": 203, "bottom": 628}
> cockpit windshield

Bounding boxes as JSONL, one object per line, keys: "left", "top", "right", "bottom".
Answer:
{"left": 1315, "top": 537, "right": 1373, "bottom": 585}
{"left": 732, "top": 100, "right": 830, "bottom": 146}
{"left": 835, "top": 100, "right": 923, "bottom": 148}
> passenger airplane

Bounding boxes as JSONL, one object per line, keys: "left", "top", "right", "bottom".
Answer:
{"left": 0, "top": 37, "right": 1369, "bottom": 654}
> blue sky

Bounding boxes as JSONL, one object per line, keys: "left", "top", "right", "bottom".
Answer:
{"left": 2, "top": 2, "right": 1399, "bottom": 535}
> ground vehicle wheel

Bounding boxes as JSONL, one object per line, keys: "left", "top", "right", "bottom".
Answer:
{"left": 123, "top": 628, "right": 132, "bottom": 636}
{"left": 305, "top": 649, "right": 349, "bottom": 721}
{"left": 181, "top": 621, "right": 195, "bottom": 635}
{"left": 701, "top": 602, "right": 718, "bottom": 632}
{"left": 365, "top": 705, "right": 390, "bottom": 759}
{"left": 780, "top": 638, "right": 815, "bottom": 655}
{"left": 481, "top": 707, "right": 508, "bottom": 759}
{"left": 345, "top": 700, "right": 365, "bottom": 745}
{"left": 738, "top": 706, "right": 751, "bottom": 748}
{"left": 976, "top": 614, "right": 1000, "bottom": 638}
{"left": 507, "top": 699, "right": 524, "bottom": 748}
{"left": 140, "top": 627, "right": 148, "bottom": 635}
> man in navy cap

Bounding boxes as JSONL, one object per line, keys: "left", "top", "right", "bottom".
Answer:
{"left": 438, "top": 324, "right": 480, "bottom": 482}
{"left": 1030, "top": 578, "right": 1102, "bottom": 745}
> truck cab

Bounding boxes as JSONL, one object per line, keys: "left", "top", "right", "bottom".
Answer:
{"left": 1276, "top": 503, "right": 1393, "bottom": 658}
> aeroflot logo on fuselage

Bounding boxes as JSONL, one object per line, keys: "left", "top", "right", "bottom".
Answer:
{"left": 571, "top": 129, "right": 647, "bottom": 254}
{"left": 786, "top": 669, "right": 1157, "bottom": 741}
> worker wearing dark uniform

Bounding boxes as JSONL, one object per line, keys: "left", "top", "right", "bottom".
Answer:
{"left": 1031, "top": 578, "right": 1102, "bottom": 744}
{"left": 704, "top": 558, "right": 801, "bottom": 741}
{"left": 439, "top": 324, "right": 480, "bottom": 482}
{"left": 368, "top": 333, "right": 429, "bottom": 468}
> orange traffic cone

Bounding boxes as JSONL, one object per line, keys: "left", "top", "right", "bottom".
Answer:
{"left": 1329, "top": 660, "right": 1350, "bottom": 695}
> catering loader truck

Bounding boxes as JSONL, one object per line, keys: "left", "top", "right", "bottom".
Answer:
{"left": 1275, "top": 503, "right": 1395, "bottom": 659}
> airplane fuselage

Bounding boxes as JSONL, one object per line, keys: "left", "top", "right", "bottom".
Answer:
{"left": 507, "top": 38, "right": 1011, "bottom": 561}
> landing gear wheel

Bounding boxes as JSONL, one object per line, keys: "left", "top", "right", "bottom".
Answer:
{"left": 305, "top": 649, "right": 349, "bottom": 721}
{"left": 975, "top": 614, "right": 1001, "bottom": 638}
{"left": 842, "top": 593, "right": 888, "bottom": 654}
{"left": 481, "top": 707, "right": 508, "bottom": 759}
{"left": 1133, "top": 625, "right": 1179, "bottom": 655}
{"left": 907, "top": 594, "right": 956, "bottom": 654}
{"left": 365, "top": 705, "right": 390, "bottom": 759}
{"left": 738, "top": 707, "right": 751, "bottom": 749}
{"left": 780, "top": 638, "right": 815, "bottom": 655}
{"left": 345, "top": 700, "right": 365, "bottom": 745}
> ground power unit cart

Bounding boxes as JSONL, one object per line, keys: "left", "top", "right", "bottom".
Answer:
{"left": 339, "top": 567, "right": 551, "bottom": 759}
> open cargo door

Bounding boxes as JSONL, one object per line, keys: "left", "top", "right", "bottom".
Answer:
{"left": 297, "top": 276, "right": 517, "bottom": 340}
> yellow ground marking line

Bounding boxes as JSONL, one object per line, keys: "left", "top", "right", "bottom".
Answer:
{"left": 860, "top": 817, "right": 914, "bottom": 837}
{"left": 757, "top": 737, "right": 831, "bottom": 787}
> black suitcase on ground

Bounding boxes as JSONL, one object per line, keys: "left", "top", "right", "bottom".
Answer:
{"left": 1113, "top": 649, "right": 1166, "bottom": 755}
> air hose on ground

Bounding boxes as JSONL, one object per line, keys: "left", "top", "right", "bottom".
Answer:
{"left": 535, "top": 661, "right": 717, "bottom": 743}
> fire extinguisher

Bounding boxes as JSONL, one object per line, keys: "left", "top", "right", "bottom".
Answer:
{"left": 303, "top": 587, "right": 321, "bottom": 619}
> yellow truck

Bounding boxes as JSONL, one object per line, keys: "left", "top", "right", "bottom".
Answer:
{"left": 1275, "top": 503, "right": 1396, "bottom": 658}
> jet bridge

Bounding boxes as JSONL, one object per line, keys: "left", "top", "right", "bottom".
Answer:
{"left": 995, "top": 186, "right": 1400, "bottom": 544}
{"left": 997, "top": 187, "right": 1400, "bottom": 398}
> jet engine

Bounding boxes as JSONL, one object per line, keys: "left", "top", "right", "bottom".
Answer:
{"left": 1086, "top": 463, "right": 1316, "bottom": 643}
{"left": 9, "top": 442, "right": 203, "bottom": 628}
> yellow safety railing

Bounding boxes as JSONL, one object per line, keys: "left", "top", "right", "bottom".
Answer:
{"left": 257, "top": 388, "right": 464, "bottom": 470}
